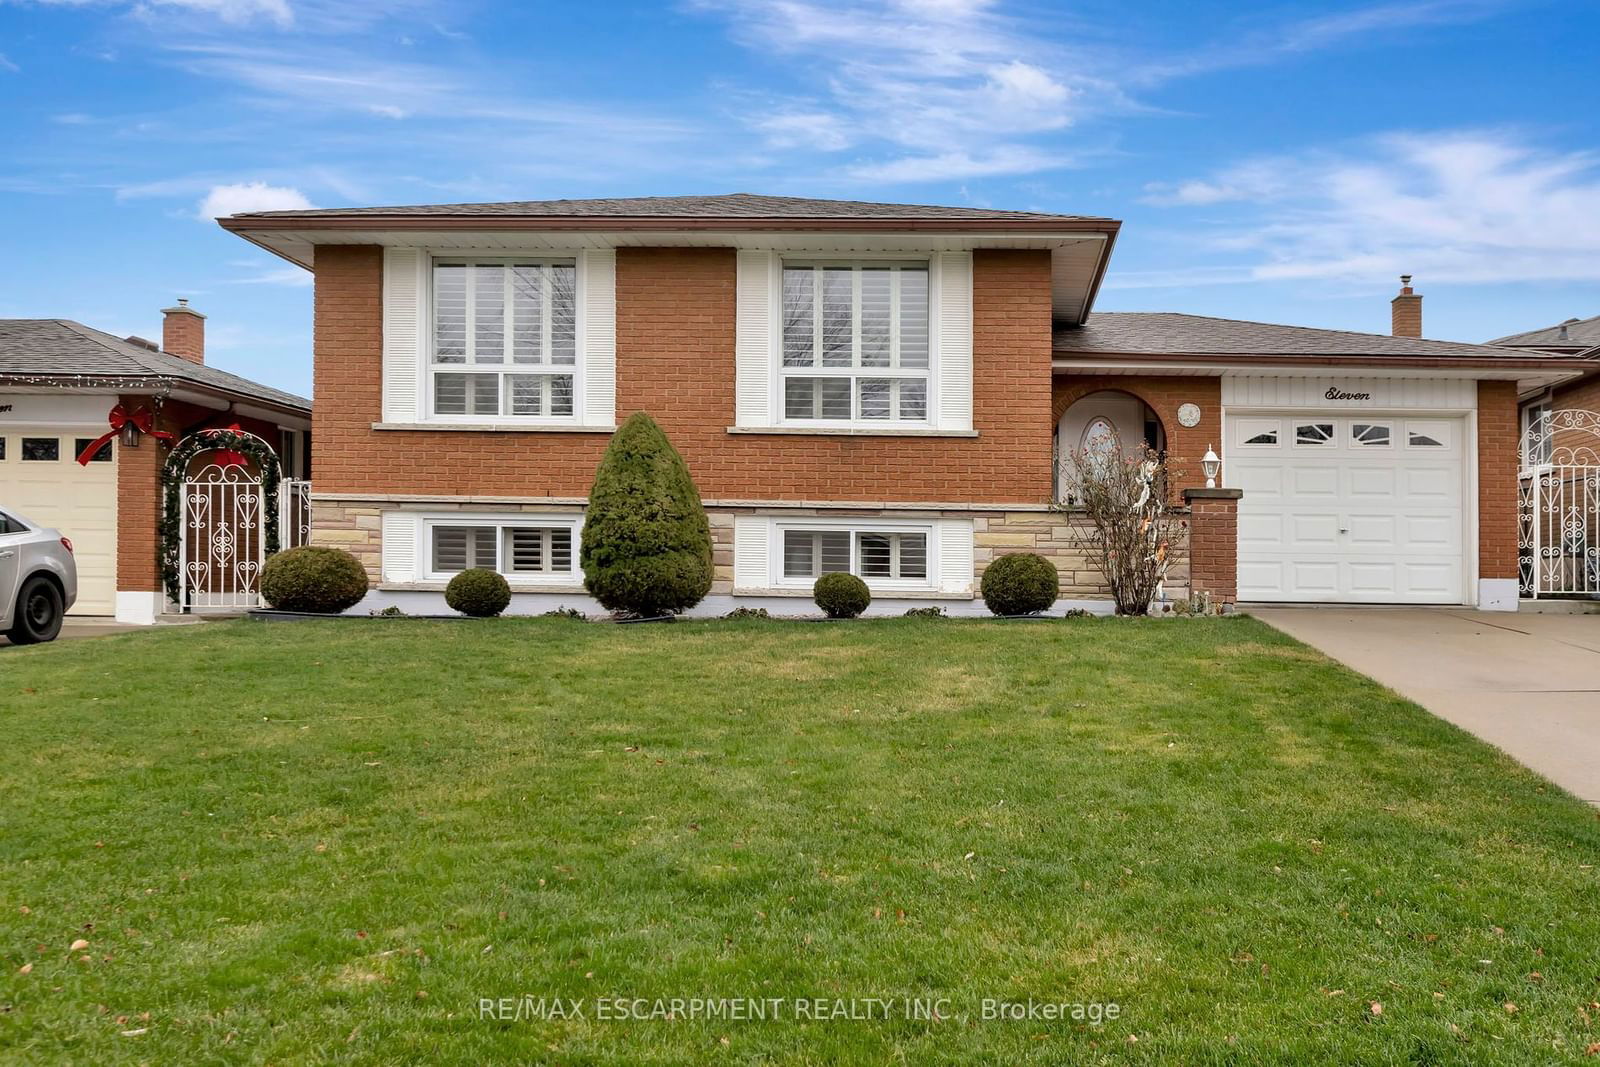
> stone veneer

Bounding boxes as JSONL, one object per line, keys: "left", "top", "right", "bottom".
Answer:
{"left": 311, "top": 497, "right": 1191, "bottom": 602}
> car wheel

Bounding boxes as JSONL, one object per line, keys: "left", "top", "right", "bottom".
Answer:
{"left": 8, "top": 576, "right": 64, "bottom": 645}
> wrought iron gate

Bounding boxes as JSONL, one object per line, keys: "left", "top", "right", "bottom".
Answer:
{"left": 181, "top": 460, "right": 266, "bottom": 611}
{"left": 1518, "top": 409, "right": 1600, "bottom": 599}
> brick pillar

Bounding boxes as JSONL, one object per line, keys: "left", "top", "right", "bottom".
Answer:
{"left": 1183, "top": 488, "right": 1243, "bottom": 604}
{"left": 1476, "top": 379, "right": 1520, "bottom": 610}
{"left": 113, "top": 394, "right": 180, "bottom": 623}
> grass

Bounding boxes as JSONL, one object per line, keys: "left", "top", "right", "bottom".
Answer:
{"left": 2, "top": 615, "right": 1598, "bottom": 1064}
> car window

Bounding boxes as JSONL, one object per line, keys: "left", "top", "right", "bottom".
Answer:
{"left": 0, "top": 512, "right": 16, "bottom": 535}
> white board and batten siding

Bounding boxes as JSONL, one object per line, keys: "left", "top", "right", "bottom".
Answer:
{"left": 1222, "top": 377, "right": 1477, "bottom": 411}
{"left": 380, "top": 247, "right": 617, "bottom": 426}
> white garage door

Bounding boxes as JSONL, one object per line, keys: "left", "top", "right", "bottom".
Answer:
{"left": 0, "top": 431, "right": 117, "bottom": 615}
{"left": 1229, "top": 414, "right": 1466, "bottom": 604}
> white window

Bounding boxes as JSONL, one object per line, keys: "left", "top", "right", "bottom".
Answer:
{"left": 431, "top": 259, "right": 577, "bottom": 419}
{"left": 1236, "top": 418, "right": 1280, "bottom": 447}
{"left": 1406, "top": 421, "right": 1450, "bottom": 448}
{"left": 780, "top": 263, "right": 930, "bottom": 424}
{"left": 426, "top": 519, "right": 577, "bottom": 582}
{"left": 777, "top": 524, "right": 931, "bottom": 586}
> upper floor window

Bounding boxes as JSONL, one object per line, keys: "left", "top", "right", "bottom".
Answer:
{"left": 431, "top": 259, "right": 576, "bottom": 418}
{"left": 780, "top": 263, "right": 929, "bottom": 424}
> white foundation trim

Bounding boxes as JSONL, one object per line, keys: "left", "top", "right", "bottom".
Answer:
{"left": 114, "top": 591, "right": 164, "bottom": 625}
{"left": 1477, "top": 579, "right": 1519, "bottom": 612}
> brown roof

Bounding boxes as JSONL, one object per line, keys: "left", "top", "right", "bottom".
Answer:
{"left": 0, "top": 319, "right": 309, "bottom": 412}
{"left": 1055, "top": 312, "right": 1564, "bottom": 362}
{"left": 225, "top": 192, "right": 1111, "bottom": 223}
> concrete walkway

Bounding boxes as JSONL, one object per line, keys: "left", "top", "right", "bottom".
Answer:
{"left": 1254, "top": 607, "right": 1600, "bottom": 804}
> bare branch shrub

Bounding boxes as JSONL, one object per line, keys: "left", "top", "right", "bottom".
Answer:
{"left": 1055, "top": 437, "right": 1185, "bottom": 616}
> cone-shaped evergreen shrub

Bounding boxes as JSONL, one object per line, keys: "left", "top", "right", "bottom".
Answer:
{"left": 581, "top": 412, "right": 713, "bottom": 616}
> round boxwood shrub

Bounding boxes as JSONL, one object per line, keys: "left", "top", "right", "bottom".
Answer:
{"left": 814, "top": 572, "right": 871, "bottom": 619}
{"left": 581, "top": 412, "right": 713, "bottom": 617}
{"left": 445, "top": 567, "right": 511, "bottom": 617}
{"left": 259, "top": 546, "right": 369, "bottom": 614}
{"left": 981, "top": 553, "right": 1060, "bottom": 616}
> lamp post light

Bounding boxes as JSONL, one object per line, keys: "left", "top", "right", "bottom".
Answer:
{"left": 1201, "top": 446, "right": 1220, "bottom": 489}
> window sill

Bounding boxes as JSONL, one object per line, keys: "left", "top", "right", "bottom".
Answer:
{"left": 372, "top": 422, "right": 616, "bottom": 433}
{"left": 727, "top": 426, "right": 978, "bottom": 438}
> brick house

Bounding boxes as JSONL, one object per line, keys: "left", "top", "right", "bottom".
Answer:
{"left": 0, "top": 309, "right": 310, "bottom": 622}
{"left": 219, "top": 194, "right": 1584, "bottom": 614}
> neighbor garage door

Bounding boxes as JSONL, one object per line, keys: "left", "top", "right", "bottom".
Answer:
{"left": 0, "top": 431, "right": 117, "bottom": 615}
{"left": 1228, "top": 413, "right": 1466, "bottom": 604}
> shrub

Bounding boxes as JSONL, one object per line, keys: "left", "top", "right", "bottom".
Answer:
{"left": 1062, "top": 608, "right": 1094, "bottom": 619}
{"left": 445, "top": 568, "right": 511, "bottom": 617}
{"left": 903, "top": 605, "right": 945, "bottom": 618}
{"left": 814, "top": 573, "right": 871, "bottom": 619}
{"left": 724, "top": 606, "right": 771, "bottom": 620}
{"left": 581, "top": 413, "right": 713, "bottom": 617}
{"left": 1057, "top": 442, "right": 1183, "bottom": 616}
{"left": 981, "top": 553, "right": 1060, "bottom": 616}
{"left": 259, "top": 546, "right": 369, "bottom": 614}
{"left": 542, "top": 606, "right": 587, "bottom": 621}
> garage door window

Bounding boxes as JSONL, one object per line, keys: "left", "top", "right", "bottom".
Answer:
{"left": 74, "top": 438, "right": 113, "bottom": 463}
{"left": 0, "top": 438, "right": 6, "bottom": 460}
{"left": 1351, "top": 423, "right": 1391, "bottom": 447}
{"left": 1406, "top": 421, "right": 1450, "bottom": 448}
{"left": 20, "top": 438, "right": 59, "bottom": 461}
{"left": 1294, "top": 423, "right": 1335, "bottom": 447}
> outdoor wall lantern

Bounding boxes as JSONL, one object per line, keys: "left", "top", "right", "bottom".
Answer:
{"left": 1202, "top": 446, "right": 1220, "bottom": 488}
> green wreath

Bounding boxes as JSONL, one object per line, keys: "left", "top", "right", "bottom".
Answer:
{"left": 160, "top": 429, "right": 283, "bottom": 604}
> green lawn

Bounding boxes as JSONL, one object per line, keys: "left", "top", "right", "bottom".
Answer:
{"left": 2, "top": 617, "right": 1598, "bottom": 1064}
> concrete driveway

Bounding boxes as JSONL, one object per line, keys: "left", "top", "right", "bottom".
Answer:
{"left": 0, "top": 617, "right": 147, "bottom": 647}
{"left": 1254, "top": 607, "right": 1600, "bottom": 804}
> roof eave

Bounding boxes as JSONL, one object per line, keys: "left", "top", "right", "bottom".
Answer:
{"left": 0, "top": 371, "right": 310, "bottom": 416}
{"left": 218, "top": 214, "right": 1119, "bottom": 235}
{"left": 1050, "top": 350, "right": 1587, "bottom": 371}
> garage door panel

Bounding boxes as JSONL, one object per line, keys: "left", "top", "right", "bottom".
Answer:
{"left": 0, "top": 430, "right": 117, "bottom": 615}
{"left": 1230, "top": 413, "right": 1465, "bottom": 605}
{"left": 1290, "top": 466, "right": 1338, "bottom": 497}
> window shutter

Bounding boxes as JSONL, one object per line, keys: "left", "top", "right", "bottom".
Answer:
{"left": 735, "top": 251, "right": 778, "bottom": 428}
{"left": 381, "top": 511, "right": 420, "bottom": 583}
{"left": 732, "top": 516, "right": 771, "bottom": 591}
{"left": 579, "top": 249, "right": 616, "bottom": 426}
{"left": 937, "top": 518, "right": 975, "bottom": 595}
{"left": 382, "top": 248, "right": 424, "bottom": 422}
{"left": 934, "top": 251, "right": 973, "bottom": 432}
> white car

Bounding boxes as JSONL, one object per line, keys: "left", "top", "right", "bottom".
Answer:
{"left": 0, "top": 508, "right": 77, "bottom": 645}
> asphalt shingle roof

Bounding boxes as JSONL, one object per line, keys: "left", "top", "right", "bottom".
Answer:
{"left": 1054, "top": 312, "right": 1556, "bottom": 360}
{"left": 229, "top": 192, "right": 1110, "bottom": 222}
{"left": 0, "top": 319, "right": 309, "bottom": 411}
{"left": 1486, "top": 315, "right": 1600, "bottom": 349}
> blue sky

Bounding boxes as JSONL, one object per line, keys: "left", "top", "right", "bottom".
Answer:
{"left": 2, "top": 0, "right": 1597, "bottom": 397}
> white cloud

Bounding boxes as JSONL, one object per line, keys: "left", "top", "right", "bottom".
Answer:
{"left": 197, "top": 181, "right": 313, "bottom": 219}
{"left": 1149, "top": 131, "right": 1600, "bottom": 284}
{"left": 0, "top": 52, "right": 18, "bottom": 72}
{"left": 26, "top": 0, "right": 293, "bottom": 25}
{"left": 848, "top": 146, "right": 1066, "bottom": 183}
{"left": 222, "top": 262, "right": 313, "bottom": 285}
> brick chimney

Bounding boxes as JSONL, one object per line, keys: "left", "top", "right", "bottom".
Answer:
{"left": 1390, "top": 274, "right": 1422, "bottom": 338}
{"left": 162, "top": 298, "right": 206, "bottom": 364}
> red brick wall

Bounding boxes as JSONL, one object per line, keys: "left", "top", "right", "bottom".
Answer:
{"left": 1478, "top": 379, "right": 1519, "bottom": 581}
{"left": 1052, "top": 375, "right": 1223, "bottom": 497}
{"left": 1553, "top": 371, "right": 1600, "bottom": 418}
{"left": 1185, "top": 495, "right": 1239, "bottom": 604}
{"left": 310, "top": 245, "right": 1056, "bottom": 503}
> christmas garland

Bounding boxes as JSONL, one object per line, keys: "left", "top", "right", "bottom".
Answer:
{"left": 160, "top": 429, "right": 283, "bottom": 604}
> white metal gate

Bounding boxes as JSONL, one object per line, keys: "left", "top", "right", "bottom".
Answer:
{"left": 281, "top": 478, "right": 313, "bottom": 550}
{"left": 181, "top": 460, "right": 266, "bottom": 611}
{"left": 1518, "top": 409, "right": 1600, "bottom": 599}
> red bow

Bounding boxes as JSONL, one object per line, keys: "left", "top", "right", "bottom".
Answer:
{"left": 204, "top": 423, "right": 250, "bottom": 468}
{"left": 76, "top": 404, "right": 175, "bottom": 465}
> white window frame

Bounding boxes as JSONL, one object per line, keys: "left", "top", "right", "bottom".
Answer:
{"left": 769, "top": 517, "right": 937, "bottom": 592}
{"left": 1404, "top": 419, "right": 1454, "bottom": 450}
{"left": 1349, "top": 421, "right": 1393, "bottom": 449}
{"left": 1291, "top": 421, "right": 1337, "bottom": 448}
{"left": 776, "top": 259, "right": 934, "bottom": 429}
{"left": 421, "top": 514, "right": 582, "bottom": 585}
{"left": 423, "top": 254, "right": 586, "bottom": 426}
{"left": 1235, "top": 417, "right": 1282, "bottom": 448}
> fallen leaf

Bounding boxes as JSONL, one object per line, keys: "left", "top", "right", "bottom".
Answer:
{"left": 17, "top": 963, "right": 32, "bottom": 975}
{"left": 69, "top": 939, "right": 89, "bottom": 951}
{"left": 1529, "top": 971, "right": 1543, "bottom": 982}
{"left": 1504, "top": 1002, "right": 1518, "bottom": 1014}
{"left": 18, "top": 906, "right": 29, "bottom": 915}
{"left": 1584, "top": 1042, "right": 1600, "bottom": 1057}
{"left": 119, "top": 1028, "right": 147, "bottom": 1037}
{"left": 1369, "top": 1001, "right": 1384, "bottom": 1016}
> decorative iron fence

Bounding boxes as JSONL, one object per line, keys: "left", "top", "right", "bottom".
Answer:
{"left": 1518, "top": 410, "right": 1600, "bottom": 599}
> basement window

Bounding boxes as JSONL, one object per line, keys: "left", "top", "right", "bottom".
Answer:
{"left": 426, "top": 518, "right": 578, "bottom": 582}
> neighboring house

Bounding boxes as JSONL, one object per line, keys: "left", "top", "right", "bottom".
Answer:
{"left": 0, "top": 306, "right": 311, "bottom": 622}
{"left": 1486, "top": 315, "right": 1600, "bottom": 445}
{"left": 219, "top": 195, "right": 1583, "bottom": 615}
